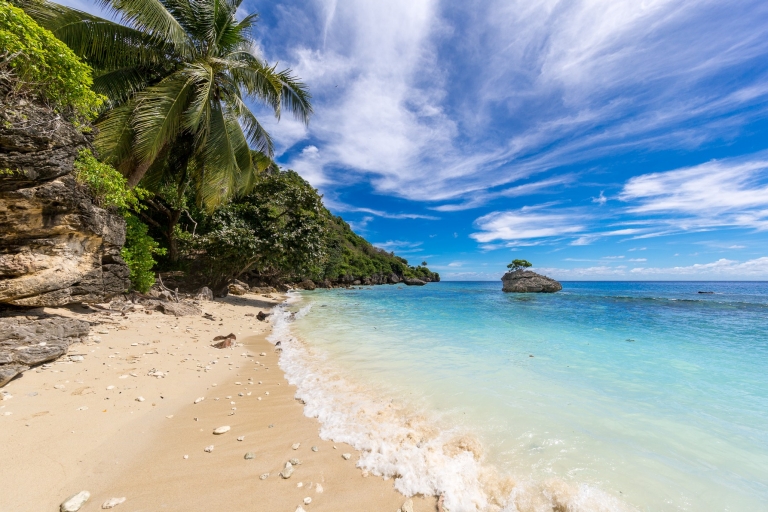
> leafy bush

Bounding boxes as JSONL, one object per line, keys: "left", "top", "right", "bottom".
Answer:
{"left": 121, "top": 213, "right": 166, "bottom": 293}
{"left": 189, "top": 170, "right": 327, "bottom": 290}
{"left": 508, "top": 259, "right": 532, "bottom": 271}
{"left": 0, "top": 1, "right": 103, "bottom": 119}
{"left": 73, "top": 149, "right": 147, "bottom": 210}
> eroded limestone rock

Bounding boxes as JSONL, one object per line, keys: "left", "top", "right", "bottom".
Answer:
{"left": 0, "top": 82, "right": 129, "bottom": 307}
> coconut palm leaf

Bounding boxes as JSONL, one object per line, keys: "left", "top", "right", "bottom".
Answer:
{"left": 132, "top": 70, "right": 196, "bottom": 166}
{"left": 30, "top": 0, "right": 312, "bottom": 209}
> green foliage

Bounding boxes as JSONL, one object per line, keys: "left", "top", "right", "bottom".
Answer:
{"left": 73, "top": 149, "right": 147, "bottom": 210}
{"left": 0, "top": 1, "right": 103, "bottom": 120}
{"left": 121, "top": 213, "right": 166, "bottom": 293}
{"left": 508, "top": 259, "right": 533, "bottom": 271}
{"left": 26, "top": 0, "right": 312, "bottom": 208}
{"left": 189, "top": 169, "right": 326, "bottom": 289}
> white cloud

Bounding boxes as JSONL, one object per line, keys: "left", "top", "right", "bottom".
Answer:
{"left": 471, "top": 206, "right": 586, "bottom": 243}
{"left": 629, "top": 258, "right": 647, "bottom": 262}
{"left": 373, "top": 240, "right": 422, "bottom": 251}
{"left": 592, "top": 191, "right": 608, "bottom": 206}
{"left": 538, "top": 256, "right": 768, "bottom": 279}
{"left": 629, "top": 257, "right": 768, "bottom": 276}
{"left": 260, "top": 0, "right": 768, "bottom": 207}
{"left": 620, "top": 155, "right": 768, "bottom": 230}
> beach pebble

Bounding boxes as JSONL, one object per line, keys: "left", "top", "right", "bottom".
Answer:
{"left": 204, "top": 445, "right": 214, "bottom": 453}
{"left": 401, "top": 499, "right": 414, "bottom": 512}
{"left": 311, "top": 446, "right": 319, "bottom": 452}
{"left": 135, "top": 396, "right": 145, "bottom": 402}
{"left": 237, "top": 436, "right": 245, "bottom": 441}
{"left": 106, "top": 386, "right": 115, "bottom": 390}
{"left": 118, "top": 375, "right": 128, "bottom": 379}
{"left": 166, "top": 415, "right": 173, "bottom": 419}
{"left": 70, "top": 355, "right": 84, "bottom": 362}
{"left": 77, "top": 406, "right": 88, "bottom": 411}
{"left": 183, "top": 455, "right": 189, "bottom": 459}
{"left": 259, "top": 473, "right": 269, "bottom": 480}
{"left": 101, "top": 497, "right": 126, "bottom": 509}
{"left": 194, "top": 397, "right": 204, "bottom": 404}
{"left": 316, "top": 483, "right": 323, "bottom": 493}
{"left": 60, "top": 490, "right": 90, "bottom": 511}
{"left": 304, "top": 497, "right": 312, "bottom": 505}
{"left": 238, "top": 392, "right": 244, "bottom": 397}
{"left": 265, "top": 391, "right": 269, "bottom": 395}
{"left": 342, "top": 453, "right": 351, "bottom": 460}
{"left": 54, "top": 384, "right": 65, "bottom": 390}
{"left": 260, "top": 352, "right": 266, "bottom": 356}
{"left": 280, "top": 462, "right": 294, "bottom": 479}
{"left": 289, "top": 458, "right": 301, "bottom": 465}
{"left": 244, "top": 452, "right": 256, "bottom": 460}
{"left": 295, "top": 508, "right": 306, "bottom": 512}
{"left": 292, "top": 443, "right": 300, "bottom": 450}
{"left": 129, "top": 373, "right": 138, "bottom": 377}
{"left": 213, "top": 426, "right": 230, "bottom": 435}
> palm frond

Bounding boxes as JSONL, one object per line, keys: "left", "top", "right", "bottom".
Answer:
{"left": 132, "top": 70, "right": 196, "bottom": 168}
{"left": 93, "top": 66, "right": 157, "bottom": 108}
{"left": 95, "top": 0, "right": 193, "bottom": 57}
{"left": 275, "top": 68, "right": 313, "bottom": 124}
{"left": 94, "top": 101, "right": 136, "bottom": 169}
{"left": 25, "top": 2, "right": 174, "bottom": 72}
{"left": 197, "top": 101, "right": 250, "bottom": 210}
{"left": 229, "top": 93, "right": 273, "bottom": 156}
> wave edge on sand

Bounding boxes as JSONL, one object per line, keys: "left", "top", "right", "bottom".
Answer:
{"left": 268, "top": 293, "right": 634, "bottom": 512}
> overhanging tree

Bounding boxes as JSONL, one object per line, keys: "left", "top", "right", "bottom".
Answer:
{"left": 25, "top": 0, "right": 311, "bottom": 211}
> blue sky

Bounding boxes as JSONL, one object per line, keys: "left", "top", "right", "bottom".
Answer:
{"left": 62, "top": 0, "right": 768, "bottom": 280}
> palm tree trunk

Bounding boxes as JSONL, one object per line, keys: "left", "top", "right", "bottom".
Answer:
{"left": 126, "top": 159, "right": 152, "bottom": 188}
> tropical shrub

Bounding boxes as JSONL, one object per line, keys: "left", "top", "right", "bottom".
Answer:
{"left": 0, "top": 1, "right": 103, "bottom": 120}
{"left": 122, "top": 213, "right": 166, "bottom": 293}
{"left": 189, "top": 169, "right": 326, "bottom": 290}
{"left": 73, "top": 149, "right": 147, "bottom": 211}
{"left": 508, "top": 259, "right": 532, "bottom": 271}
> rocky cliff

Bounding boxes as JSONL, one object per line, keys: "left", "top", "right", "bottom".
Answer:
{"left": 502, "top": 270, "right": 562, "bottom": 293}
{"left": 0, "top": 83, "right": 129, "bottom": 306}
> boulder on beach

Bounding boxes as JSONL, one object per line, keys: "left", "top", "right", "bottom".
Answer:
{"left": 403, "top": 278, "right": 426, "bottom": 286}
{"left": 501, "top": 270, "right": 562, "bottom": 293}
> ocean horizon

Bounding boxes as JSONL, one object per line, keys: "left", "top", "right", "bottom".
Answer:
{"left": 271, "top": 280, "right": 768, "bottom": 512}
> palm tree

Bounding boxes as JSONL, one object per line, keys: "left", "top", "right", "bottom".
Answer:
{"left": 25, "top": 0, "right": 311, "bottom": 210}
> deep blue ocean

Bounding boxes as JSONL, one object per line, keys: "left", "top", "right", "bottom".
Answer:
{"left": 278, "top": 281, "right": 768, "bottom": 511}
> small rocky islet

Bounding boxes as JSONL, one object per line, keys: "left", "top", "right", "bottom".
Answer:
{"left": 501, "top": 269, "right": 562, "bottom": 293}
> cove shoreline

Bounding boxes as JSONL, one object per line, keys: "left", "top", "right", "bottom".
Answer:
{"left": 1, "top": 292, "right": 436, "bottom": 511}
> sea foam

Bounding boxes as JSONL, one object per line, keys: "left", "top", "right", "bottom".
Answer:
{"left": 268, "top": 294, "right": 633, "bottom": 512}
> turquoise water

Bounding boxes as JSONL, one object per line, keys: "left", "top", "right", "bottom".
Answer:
{"left": 279, "top": 282, "right": 768, "bottom": 511}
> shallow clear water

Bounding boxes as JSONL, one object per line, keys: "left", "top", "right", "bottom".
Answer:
{"left": 279, "top": 282, "right": 768, "bottom": 511}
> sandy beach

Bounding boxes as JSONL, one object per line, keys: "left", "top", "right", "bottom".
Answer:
{"left": 1, "top": 293, "right": 435, "bottom": 512}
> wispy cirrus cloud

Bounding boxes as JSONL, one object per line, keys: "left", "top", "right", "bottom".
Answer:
{"left": 620, "top": 154, "right": 768, "bottom": 230}
{"left": 247, "top": 0, "right": 768, "bottom": 208}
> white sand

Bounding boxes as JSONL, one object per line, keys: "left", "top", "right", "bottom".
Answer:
{"left": 1, "top": 294, "right": 436, "bottom": 511}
